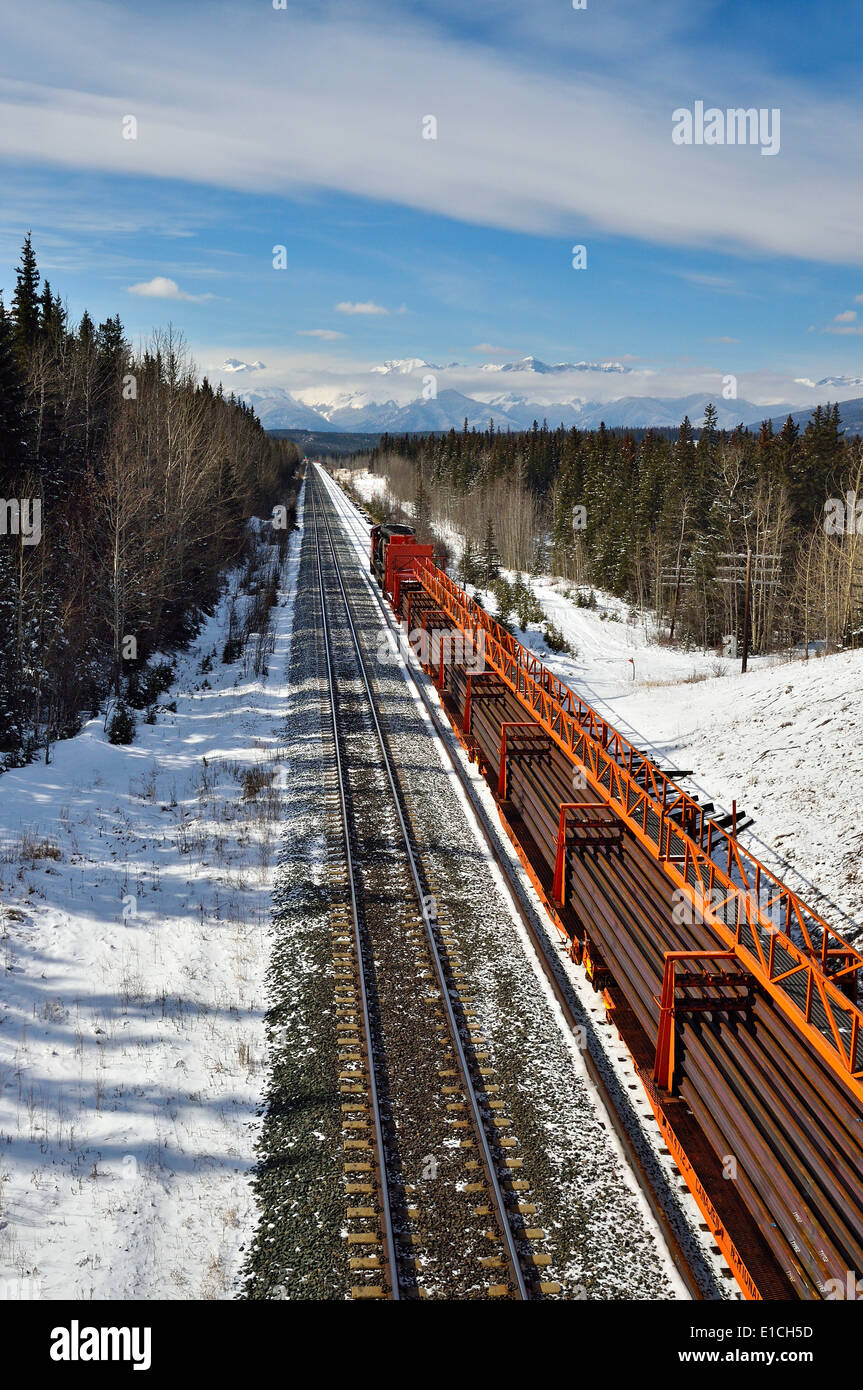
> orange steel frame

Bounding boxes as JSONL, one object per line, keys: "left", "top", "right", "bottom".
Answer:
{"left": 653, "top": 951, "right": 738, "bottom": 1092}
{"left": 407, "top": 556, "right": 863, "bottom": 1105}
{"left": 552, "top": 803, "right": 619, "bottom": 907}
{"left": 497, "top": 722, "right": 543, "bottom": 799}
{"left": 405, "top": 575, "right": 770, "bottom": 1298}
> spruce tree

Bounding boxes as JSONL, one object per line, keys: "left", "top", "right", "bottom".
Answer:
{"left": 529, "top": 532, "right": 547, "bottom": 577}
{"left": 481, "top": 517, "right": 500, "bottom": 586}
{"left": 0, "top": 294, "right": 27, "bottom": 491}
{"left": 460, "top": 537, "right": 477, "bottom": 587}
{"left": 11, "top": 232, "right": 40, "bottom": 359}
{"left": 414, "top": 471, "right": 432, "bottom": 540}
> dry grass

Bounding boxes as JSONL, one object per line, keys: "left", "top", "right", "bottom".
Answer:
{"left": 1, "top": 831, "right": 62, "bottom": 864}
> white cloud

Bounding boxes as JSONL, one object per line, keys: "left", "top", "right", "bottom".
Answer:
{"left": 834, "top": 309, "right": 857, "bottom": 322}
{"left": 297, "top": 328, "right": 346, "bottom": 339}
{"left": 4, "top": 2, "right": 863, "bottom": 264}
{"left": 127, "top": 276, "right": 214, "bottom": 303}
{"left": 335, "top": 301, "right": 389, "bottom": 316}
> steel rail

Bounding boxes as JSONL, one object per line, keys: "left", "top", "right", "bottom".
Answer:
{"left": 309, "top": 480, "right": 401, "bottom": 1299}
{"left": 378, "top": 556, "right": 859, "bottom": 1300}
{"left": 407, "top": 554, "right": 863, "bottom": 1103}
{"left": 313, "top": 471, "right": 530, "bottom": 1300}
{"left": 486, "top": 704, "right": 863, "bottom": 1296}
{"left": 325, "top": 472, "right": 863, "bottom": 1301}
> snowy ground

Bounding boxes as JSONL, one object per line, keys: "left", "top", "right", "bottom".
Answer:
{"left": 0, "top": 512, "right": 302, "bottom": 1300}
{"left": 345, "top": 466, "right": 862, "bottom": 939}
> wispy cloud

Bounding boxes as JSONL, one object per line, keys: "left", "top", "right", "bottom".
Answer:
{"left": 335, "top": 300, "right": 389, "bottom": 316}
{"left": 678, "top": 272, "right": 736, "bottom": 289}
{"left": 297, "top": 328, "right": 346, "bottom": 339}
{"left": 707, "top": 335, "right": 740, "bottom": 343}
{"left": 127, "top": 276, "right": 214, "bottom": 303}
{"left": 821, "top": 308, "right": 863, "bottom": 334}
{"left": 3, "top": 2, "right": 863, "bottom": 264}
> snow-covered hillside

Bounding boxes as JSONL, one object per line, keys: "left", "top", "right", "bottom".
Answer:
{"left": 0, "top": 514, "right": 302, "bottom": 1299}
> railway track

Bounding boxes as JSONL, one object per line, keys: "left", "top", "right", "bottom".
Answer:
{"left": 310, "top": 476, "right": 548, "bottom": 1299}
{"left": 316, "top": 465, "right": 711, "bottom": 1299}
{"left": 317, "top": 463, "right": 863, "bottom": 1303}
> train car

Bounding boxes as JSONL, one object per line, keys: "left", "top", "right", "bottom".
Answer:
{"left": 370, "top": 523, "right": 435, "bottom": 601}
{"left": 370, "top": 522, "right": 415, "bottom": 581}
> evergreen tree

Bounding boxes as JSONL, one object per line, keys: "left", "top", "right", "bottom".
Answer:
{"left": 0, "top": 294, "right": 28, "bottom": 491}
{"left": 11, "top": 232, "right": 40, "bottom": 359}
{"left": 414, "top": 470, "right": 432, "bottom": 540}
{"left": 480, "top": 517, "right": 500, "bottom": 586}
{"left": 529, "top": 532, "right": 547, "bottom": 577}
{"left": 39, "top": 279, "right": 65, "bottom": 339}
{"left": 460, "top": 537, "right": 478, "bottom": 587}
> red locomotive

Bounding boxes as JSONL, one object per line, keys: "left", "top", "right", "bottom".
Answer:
{"left": 370, "top": 523, "right": 435, "bottom": 602}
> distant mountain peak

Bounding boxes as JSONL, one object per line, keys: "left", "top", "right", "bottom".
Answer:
{"left": 370, "top": 358, "right": 439, "bottom": 375}
{"left": 243, "top": 381, "right": 815, "bottom": 435}
{"left": 794, "top": 375, "right": 863, "bottom": 390}
{"left": 480, "top": 356, "right": 630, "bottom": 375}
{"left": 221, "top": 357, "right": 266, "bottom": 373}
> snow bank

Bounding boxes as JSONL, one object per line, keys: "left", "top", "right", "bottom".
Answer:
{"left": 0, "top": 514, "right": 303, "bottom": 1299}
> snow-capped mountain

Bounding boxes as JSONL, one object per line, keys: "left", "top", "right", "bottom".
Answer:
{"left": 370, "top": 358, "right": 443, "bottom": 375}
{"left": 229, "top": 352, "right": 809, "bottom": 433}
{"left": 367, "top": 355, "right": 630, "bottom": 377}
{"left": 220, "top": 358, "right": 266, "bottom": 373}
{"left": 795, "top": 375, "right": 863, "bottom": 390}
{"left": 242, "top": 388, "right": 331, "bottom": 429}
{"left": 479, "top": 356, "right": 630, "bottom": 375}
{"left": 245, "top": 385, "right": 798, "bottom": 433}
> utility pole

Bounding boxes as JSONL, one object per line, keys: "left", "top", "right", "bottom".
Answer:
{"left": 668, "top": 504, "right": 688, "bottom": 641}
{"left": 716, "top": 548, "right": 781, "bottom": 674}
{"left": 741, "top": 547, "right": 752, "bottom": 674}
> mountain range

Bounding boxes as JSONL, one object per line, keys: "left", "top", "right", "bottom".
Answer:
{"left": 228, "top": 355, "right": 859, "bottom": 434}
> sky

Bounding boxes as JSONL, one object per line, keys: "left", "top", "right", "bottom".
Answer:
{"left": 1, "top": 0, "right": 862, "bottom": 411}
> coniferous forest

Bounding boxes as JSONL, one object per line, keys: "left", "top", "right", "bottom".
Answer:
{"left": 363, "top": 404, "right": 863, "bottom": 657}
{"left": 0, "top": 236, "right": 300, "bottom": 766}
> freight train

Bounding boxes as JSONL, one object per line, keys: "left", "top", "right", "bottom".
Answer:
{"left": 370, "top": 522, "right": 435, "bottom": 598}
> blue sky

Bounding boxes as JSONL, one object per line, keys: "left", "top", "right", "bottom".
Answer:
{"left": 1, "top": 0, "right": 862, "bottom": 410}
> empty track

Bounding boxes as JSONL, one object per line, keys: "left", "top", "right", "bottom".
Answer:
{"left": 311, "top": 475, "right": 536, "bottom": 1299}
